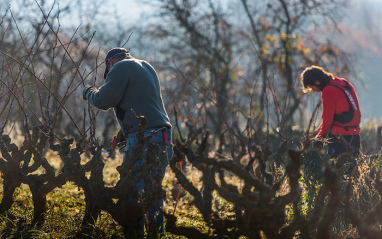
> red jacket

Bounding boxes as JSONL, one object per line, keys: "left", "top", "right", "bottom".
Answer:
{"left": 317, "top": 77, "right": 361, "bottom": 137}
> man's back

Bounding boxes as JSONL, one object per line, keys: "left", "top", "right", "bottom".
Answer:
{"left": 112, "top": 58, "right": 171, "bottom": 135}
{"left": 86, "top": 56, "right": 171, "bottom": 135}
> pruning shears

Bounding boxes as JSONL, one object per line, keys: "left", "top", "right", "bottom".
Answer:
{"left": 103, "top": 136, "right": 127, "bottom": 157}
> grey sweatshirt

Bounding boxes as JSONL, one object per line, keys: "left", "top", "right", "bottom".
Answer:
{"left": 85, "top": 56, "right": 171, "bottom": 135}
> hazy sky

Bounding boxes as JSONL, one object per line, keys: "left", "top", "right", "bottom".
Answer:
{"left": 106, "top": 0, "right": 154, "bottom": 22}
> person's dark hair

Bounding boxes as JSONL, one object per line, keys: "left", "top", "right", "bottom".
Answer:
{"left": 300, "top": 65, "right": 333, "bottom": 92}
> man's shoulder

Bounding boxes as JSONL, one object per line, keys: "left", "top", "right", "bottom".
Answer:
{"left": 116, "top": 57, "right": 151, "bottom": 69}
{"left": 116, "top": 57, "right": 138, "bottom": 65}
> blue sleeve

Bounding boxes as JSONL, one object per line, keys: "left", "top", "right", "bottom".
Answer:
{"left": 86, "top": 63, "right": 129, "bottom": 110}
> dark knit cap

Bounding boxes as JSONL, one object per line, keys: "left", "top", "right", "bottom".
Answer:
{"left": 104, "top": 47, "right": 129, "bottom": 79}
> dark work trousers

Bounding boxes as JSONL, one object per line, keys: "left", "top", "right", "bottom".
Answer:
{"left": 327, "top": 134, "right": 361, "bottom": 158}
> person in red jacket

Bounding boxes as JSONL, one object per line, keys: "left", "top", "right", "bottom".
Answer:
{"left": 301, "top": 65, "right": 361, "bottom": 157}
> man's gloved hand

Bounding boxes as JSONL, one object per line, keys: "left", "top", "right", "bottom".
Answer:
{"left": 116, "top": 130, "right": 125, "bottom": 143}
{"left": 82, "top": 85, "right": 94, "bottom": 100}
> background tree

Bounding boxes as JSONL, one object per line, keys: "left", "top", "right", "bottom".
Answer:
{"left": 240, "top": 0, "right": 352, "bottom": 124}
{"left": 143, "top": 0, "right": 354, "bottom": 155}
{"left": 0, "top": 0, "right": 131, "bottom": 145}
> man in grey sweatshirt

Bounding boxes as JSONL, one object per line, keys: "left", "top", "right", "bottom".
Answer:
{"left": 83, "top": 47, "right": 172, "bottom": 235}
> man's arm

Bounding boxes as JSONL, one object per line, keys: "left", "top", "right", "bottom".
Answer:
{"left": 317, "top": 86, "right": 337, "bottom": 137}
{"left": 84, "top": 63, "right": 129, "bottom": 110}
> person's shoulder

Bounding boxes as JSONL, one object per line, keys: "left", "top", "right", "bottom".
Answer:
{"left": 332, "top": 77, "right": 348, "bottom": 85}
{"left": 107, "top": 59, "right": 135, "bottom": 78}
{"left": 327, "top": 77, "right": 355, "bottom": 90}
{"left": 117, "top": 57, "right": 135, "bottom": 64}
{"left": 111, "top": 58, "right": 137, "bottom": 70}
{"left": 339, "top": 77, "right": 356, "bottom": 88}
{"left": 120, "top": 57, "right": 149, "bottom": 67}
{"left": 322, "top": 82, "right": 341, "bottom": 95}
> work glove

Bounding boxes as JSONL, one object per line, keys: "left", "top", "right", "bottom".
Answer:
{"left": 116, "top": 130, "right": 125, "bottom": 143}
{"left": 313, "top": 138, "right": 324, "bottom": 150}
{"left": 82, "top": 85, "right": 95, "bottom": 100}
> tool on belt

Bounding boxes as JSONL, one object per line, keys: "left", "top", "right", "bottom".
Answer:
{"left": 103, "top": 129, "right": 169, "bottom": 158}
